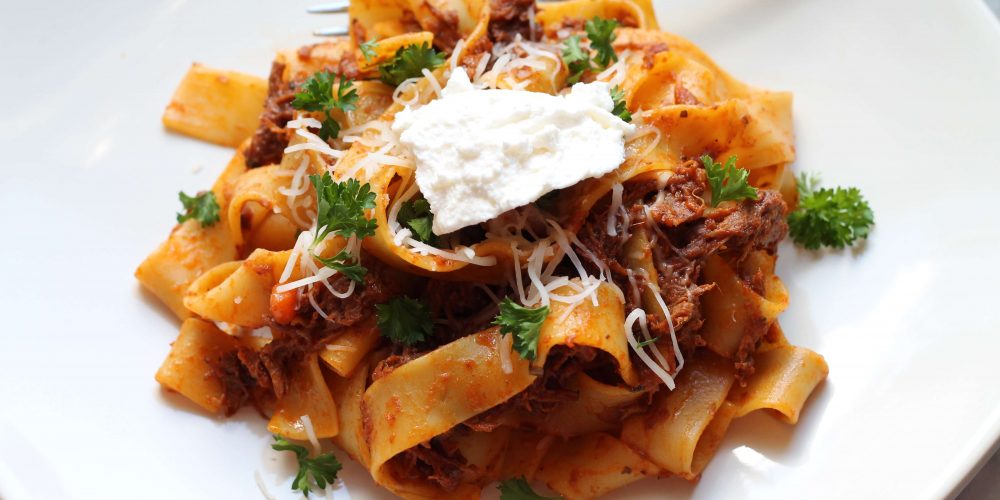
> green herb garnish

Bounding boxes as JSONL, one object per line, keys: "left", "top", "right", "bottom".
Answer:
{"left": 561, "top": 35, "right": 593, "bottom": 84}
{"left": 176, "top": 191, "right": 220, "bottom": 227}
{"left": 788, "top": 173, "right": 874, "bottom": 250}
{"left": 610, "top": 85, "right": 631, "bottom": 122}
{"left": 498, "top": 477, "right": 562, "bottom": 500}
{"left": 376, "top": 296, "right": 433, "bottom": 346}
{"left": 309, "top": 173, "right": 377, "bottom": 246}
{"left": 314, "top": 249, "right": 367, "bottom": 283}
{"left": 378, "top": 43, "right": 446, "bottom": 86}
{"left": 359, "top": 38, "right": 379, "bottom": 62}
{"left": 585, "top": 17, "right": 619, "bottom": 69}
{"left": 291, "top": 71, "right": 358, "bottom": 141}
{"left": 493, "top": 298, "right": 550, "bottom": 361}
{"left": 398, "top": 198, "right": 435, "bottom": 244}
{"left": 701, "top": 155, "right": 758, "bottom": 207}
{"left": 270, "top": 435, "right": 342, "bottom": 497}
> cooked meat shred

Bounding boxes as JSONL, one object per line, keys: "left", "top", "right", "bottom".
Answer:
{"left": 489, "top": 0, "right": 536, "bottom": 43}
{"left": 298, "top": 258, "right": 402, "bottom": 331}
{"left": 576, "top": 161, "right": 788, "bottom": 386}
{"left": 393, "top": 428, "right": 472, "bottom": 491}
{"left": 245, "top": 61, "right": 297, "bottom": 168}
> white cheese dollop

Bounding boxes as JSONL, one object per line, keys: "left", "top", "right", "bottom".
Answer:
{"left": 391, "top": 70, "right": 635, "bottom": 235}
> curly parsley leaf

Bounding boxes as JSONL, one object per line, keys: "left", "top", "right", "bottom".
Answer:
{"left": 318, "top": 117, "right": 341, "bottom": 142}
{"left": 585, "top": 16, "right": 619, "bottom": 69}
{"left": 493, "top": 298, "right": 550, "bottom": 361}
{"left": 610, "top": 85, "right": 631, "bottom": 122}
{"left": 398, "top": 198, "right": 435, "bottom": 244}
{"left": 309, "top": 173, "right": 378, "bottom": 245}
{"left": 701, "top": 155, "right": 758, "bottom": 207}
{"left": 271, "top": 435, "right": 342, "bottom": 497}
{"left": 788, "top": 173, "right": 874, "bottom": 250}
{"left": 292, "top": 71, "right": 358, "bottom": 113}
{"left": 315, "top": 249, "right": 367, "bottom": 283}
{"left": 498, "top": 477, "right": 562, "bottom": 500}
{"left": 176, "top": 191, "right": 220, "bottom": 227}
{"left": 291, "top": 71, "right": 358, "bottom": 141}
{"left": 561, "top": 35, "right": 593, "bottom": 84}
{"left": 376, "top": 296, "right": 433, "bottom": 346}
{"left": 359, "top": 38, "right": 379, "bottom": 62}
{"left": 378, "top": 43, "right": 446, "bottom": 86}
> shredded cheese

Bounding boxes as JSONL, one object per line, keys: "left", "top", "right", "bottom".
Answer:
{"left": 624, "top": 308, "right": 676, "bottom": 390}
{"left": 300, "top": 415, "right": 321, "bottom": 454}
{"left": 607, "top": 182, "right": 624, "bottom": 236}
{"left": 596, "top": 50, "right": 630, "bottom": 87}
{"left": 636, "top": 267, "right": 684, "bottom": 376}
{"left": 475, "top": 35, "right": 561, "bottom": 90}
{"left": 422, "top": 68, "right": 444, "bottom": 98}
{"left": 498, "top": 332, "right": 514, "bottom": 374}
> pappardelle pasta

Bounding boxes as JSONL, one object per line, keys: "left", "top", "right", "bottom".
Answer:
{"left": 138, "top": 0, "right": 829, "bottom": 497}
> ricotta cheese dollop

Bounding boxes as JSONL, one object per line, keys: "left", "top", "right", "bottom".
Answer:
{"left": 391, "top": 70, "right": 635, "bottom": 235}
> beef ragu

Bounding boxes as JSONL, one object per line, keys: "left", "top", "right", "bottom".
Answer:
{"left": 144, "top": 0, "right": 831, "bottom": 496}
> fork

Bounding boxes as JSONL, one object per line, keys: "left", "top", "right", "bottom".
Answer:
{"left": 308, "top": 0, "right": 350, "bottom": 36}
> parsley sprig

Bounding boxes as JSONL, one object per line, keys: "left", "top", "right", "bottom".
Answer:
{"left": 271, "top": 435, "right": 342, "bottom": 497}
{"left": 561, "top": 35, "right": 593, "bottom": 84}
{"left": 498, "top": 477, "right": 562, "bottom": 500}
{"left": 378, "top": 43, "right": 446, "bottom": 86}
{"left": 376, "top": 296, "right": 433, "bottom": 346}
{"left": 310, "top": 173, "right": 377, "bottom": 244}
{"left": 701, "top": 155, "right": 758, "bottom": 207}
{"left": 788, "top": 173, "right": 874, "bottom": 250}
{"left": 176, "top": 191, "right": 220, "bottom": 227}
{"left": 561, "top": 16, "right": 620, "bottom": 84}
{"left": 493, "top": 298, "right": 550, "bottom": 361}
{"left": 315, "top": 249, "right": 367, "bottom": 283}
{"left": 610, "top": 85, "right": 631, "bottom": 122}
{"left": 398, "top": 198, "right": 436, "bottom": 244}
{"left": 585, "top": 17, "right": 619, "bottom": 68}
{"left": 359, "top": 38, "right": 379, "bottom": 62}
{"left": 309, "top": 173, "right": 377, "bottom": 281}
{"left": 291, "top": 71, "right": 358, "bottom": 141}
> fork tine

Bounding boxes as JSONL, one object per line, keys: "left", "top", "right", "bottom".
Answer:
{"left": 313, "top": 25, "right": 350, "bottom": 36}
{"left": 306, "top": 1, "right": 350, "bottom": 14}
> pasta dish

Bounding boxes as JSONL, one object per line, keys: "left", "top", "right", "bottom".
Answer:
{"left": 137, "top": 0, "right": 835, "bottom": 496}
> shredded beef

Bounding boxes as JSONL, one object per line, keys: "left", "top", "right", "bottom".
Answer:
{"left": 420, "top": 1, "right": 463, "bottom": 51}
{"left": 489, "top": 0, "right": 536, "bottom": 43}
{"left": 515, "top": 346, "right": 598, "bottom": 412}
{"left": 299, "top": 258, "right": 402, "bottom": 331}
{"left": 394, "top": 428, "right": 472, "bottom": 491}
{"left": 245, "top": 61, "right": 297, "bottom": 168}
{"left": 212, "top": 334, "right": 312, "bottom": 416}
{"left": 575, "top": 162, "right": 789, "bottom": 387}
{"left": 646, "top": 163, "right": 708, "bottom": 226}
{"left": 466, "top": 346, "right": 603, "bottom": 432}
{"left": 370, "top": 348, "right": 425, "bottom": 381}
{"left": 422, "top": 280, "right": 497, "bottom": 342}
{"left": 212, "top": 350, "right": 258, "bottom": 416}
{"left": 210, "top": 257, "right": 400, "bottom": 414}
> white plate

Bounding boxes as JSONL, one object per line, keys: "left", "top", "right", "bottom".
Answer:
{"left": 2, "top": 0, "right": 1000, "bottom": 498}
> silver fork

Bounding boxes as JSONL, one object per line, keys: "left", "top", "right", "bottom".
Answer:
{"left": 308, "top": 0, "right": 350, "bottom": 36}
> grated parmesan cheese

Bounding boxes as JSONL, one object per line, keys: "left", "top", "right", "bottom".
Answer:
{"left": 300, "top": 414, "right": 321, "bottom": 454}
{"left": 624, "top": 308, "right": 676, "bottom": 390}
